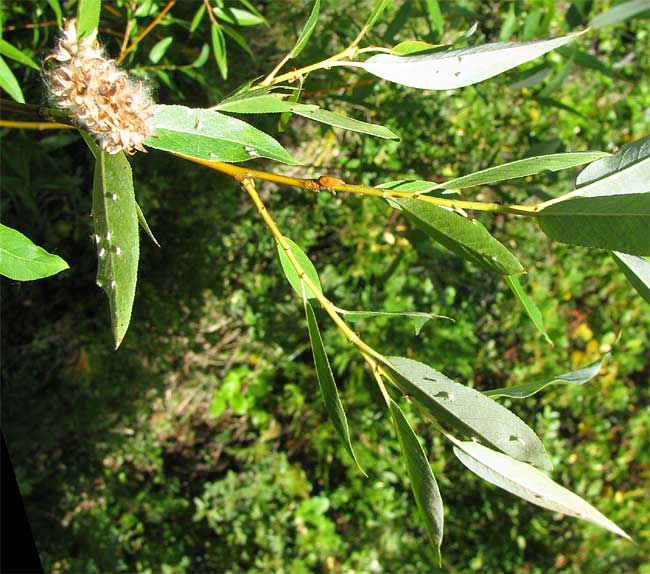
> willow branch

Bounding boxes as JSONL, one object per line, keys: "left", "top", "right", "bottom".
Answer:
{"left": 173, "top": 154, "right": 540, "bottom": 216}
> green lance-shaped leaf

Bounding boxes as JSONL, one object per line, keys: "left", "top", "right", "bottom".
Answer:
{"left": 0, "top": 55, "right": 25, "bottom": 103}
{"left": 145, "top": 105, "right": 300, "bottom": 165}
{"left": 612, "top": 252, "right": 650, "bottom": 302}
{"left": 384, "top": 357, "right": 552, "bottom": 470}
{"left": 76, "top": 0, "right": 101, "bottom": 38}
{"left": 450, "top": 438, "right": 631, "bottom": 540}
{"left": 537, "top": 193, "right": 650, "bottom": 256}
{"left": 0, "top": 39, "right": 40, "bottom": 71}
{"left": 339, "top": 308, "right": 452, "bottom": 335}
{"left": 424, "top": 0, "right": 444, "bottom": 36}
{"left": 290, "top": 0, "right": 320, "bottom": 58}
{"left": 505, "top": 275, "right": 552, "bottom": 344}
{"left": 395, "top": 198, "right": 524, "bottom": 275}
{"left": 589, "top": 0, "right": 649, "bottom": 29}
{"left": 0, "top": 224, "right": 69, "bottom": 281}
{"left": 428, "top": 152, "right": 609, "bottom": 191}
{"left": 389, "top": 399, "right": 443, "bottom": 564}
{"left": 304, "top": 299, "right": 364, "bottom": 475}
{"left": 391, "top": 41, "right": 445, "bottom": 56}
{"left": 342, "top": 31, "right": 585, "bottom": 90}
{"left": 48, "top": 0, "right": 63, "bottom": 27}
{"left": 92, "top": 150, "right": 140, "bottom": 349}
{"left": 211, "top": 22, "right": 228, "bottom": 79}
{"left": 276, "top": 237, "right": 323, "bottom": 301}
{"left": 576, "top": 136, "right": 650, "bottom": 188}
{"left": 214, "top": 93, "right": 318, "bottom": 114}
{"left": 485, "top": 357, "right": 605, "bottom": 399}
{"left": 292, "top": 108, "right": 400, "bottom": 140}
{"left": 213, "top": 6, "right": 267, "bottom": 27}
{"left": 149, "top": 36, "right": 174, "bottom": 64}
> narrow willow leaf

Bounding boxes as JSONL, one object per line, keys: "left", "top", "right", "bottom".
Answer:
{"left": 211, "top": 23, "right": 228, "bottom": 79}
{"left": 389, "top": 400, "right": 443, "bottom": 564}
{"left": 92, "top": 150, "right": 139, "bottom": 349}
{"left": 339, "top": 309, "right": 452, "bottom": 335}
{"left": 221, "top": 24, "right": 255, "bottom": 59}
{"left": 190, "top": 3, "right": 206, "bottom": 32}
{"left": 557, "top": 46, "right": 616, "bottom": 78}
{"left": 214, "top": 6, "right": 266, "bottom": 26}
{"left": 76, "top": 0, "right": 101, "bottom": 38}
{"left": 290, "top": 0, "right": 320, "bottom": 58}
{"left": 343, "top": 31, "right": 585, "bottom": 90}
{"left": 276, "top": 237, "right": 322, "bottom": 300}
{"left": 576, "top": 137, "right": 650, "bottom": 188}
{"left": 191, "top": 44, "right": 210, "bottom": 68}
{"left": 451, "top": 439, "right": 630, "bottom": 540}
{"left": 48, "top": 0, "right": 63, "bottom": 27}
{"left": 135, "top": 202, "right": 160, "bottom": 248}
{"left": 589, "top": 0, "right": 649, "bottom": 28}
{"left": 485, "top": 358, "right": 605, "bottom": 399}
{"left": 424, "top": 0, "right": 444, "bottom": 36}
{"left": 0, "top": 224, "right": 69, "bottom": 281}
{"left": 293, "top": 108, "right": 400, "bottom": 140}
{"left": 145, "top": 105, "right": 300, "bottom": 165}
{"left": 364, "top": 0, "right": 392, "bottom": 31}
{"left": 149, "top": 36, "right": 173, "bottom": 64}
{"left": 384, "top": 357, "right": 552, "bottom": 470}
{"left": 0, "top": 39, "right": 40, "bottom": 71}
{"left": 538, "top": 193, "right": 650, "bottom": 256}
{"left": 505, "top": 275, "right": 552, "bottom": 344}
{"left": 214, "top": 94, "right": 318, "bottom": 114}
{"left": 391, "top": 41, "right": 445, "bottom": 56}
{"left": 612, "top": 252, "right": 650, "bottom": 302}
{"left": 304, "top": 300, "right": 364, "bottom": 474}
{"left": 395, "top": 198, "right": 524, "bottom": 275}
{"left": 0, "top": 56, "right": 25, "bottom": 103}
{"left": 427, "top": 152, "right": 609, "bottom": 191}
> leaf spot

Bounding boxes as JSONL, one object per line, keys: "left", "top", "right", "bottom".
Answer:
{"left": 111, "top": 193, "right": 118, "bottom": 201}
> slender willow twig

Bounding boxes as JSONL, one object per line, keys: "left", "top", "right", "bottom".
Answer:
{"left": 117, "top": 0, "right": 177, "bottom": 64}
{"left": 174, "top": 154, "right": 540, "bottom": 216}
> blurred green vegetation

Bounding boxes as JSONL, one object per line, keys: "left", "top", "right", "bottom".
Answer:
{"left": 1, "top": 1, "right": 649, "bottom": 573}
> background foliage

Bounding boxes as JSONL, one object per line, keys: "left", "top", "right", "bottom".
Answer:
{"left": 1, "top": 1, "right": 649, "bottom": 572}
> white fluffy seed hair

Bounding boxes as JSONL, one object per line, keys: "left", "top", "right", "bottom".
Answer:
{"left": 44, "top": 19, "right": 154, "bottom": 155}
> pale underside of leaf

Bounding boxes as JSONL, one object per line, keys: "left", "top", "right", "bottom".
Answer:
{"left": 384, "top": 357, "right": 552, "bottom": 470}
{"left": 342, "top": 31, "right": 585, "bottom": 90}
{"left": 451, "top": 439, "right": 631, "bottom": 540}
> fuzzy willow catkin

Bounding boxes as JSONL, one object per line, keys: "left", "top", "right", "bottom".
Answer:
{"left": 44, "top": 19, "right": 154, "bottom": 155}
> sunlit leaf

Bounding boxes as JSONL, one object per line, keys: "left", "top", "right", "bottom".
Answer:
{"left": 211, "top": 22, "right": 228, "bottom": 79}
{"left": 485, "top": 357, "right": 605, "bottom": 399}
{"left": 149, "top": 36, "right": 173, "bottom": 64}
{"left": 0, "top": 224, "right": 69, "bottom": 281}
{"left": 576, "top": 137, "right": 650, "bottom": 188}
{"left": 364, "top": 0, "right": 391, "bottom": 32}
{"left": 92, "top": 150, "right": 140, "bottom": 349}
{"left": 389, "top": 399, "right": 443, "bottom": 564}
{"left": 450, "top": 438, "right": 630, "bottom": 540}
{"left": 612, "top": 252, "right": 650, "bottom": 302}
{"left": 213, "top": 6, "right": 266, "bottom": 26}
{"left": 76, "top": 0, "right": 101, "bottom": 38}
{"left": 424, "top": 0, "right": 444, "bottom": 36}
{"left": 384, "top": 357, "right": 552, "bottom": 470}
{"left": 391, "top": 41, "right": 445, "bottom": 56}
{"left": 343, "top": 31, "right": 585, "bottom": 90}
{"left": 276, "top": 237, "right": 322, "bottom": 300}
{"left": 293, "top": 108, "right": 400, "bottom": 140}
{"left": 395, "top": 198, "right": 524, "bottom": 275}
{"left": 214, "top": 93, "right": 318, "bottom": 114}
{"left": 0, "top": 39, "right": 40, "bottom": 71}
{"left": 0, "top": 55, "right": 25, "bottom": 103}
{"left": 428, "top": 152, "right": 609, "bottom": 191}
{"left": 505, "top": 275, "right": 552, "bottom": 344}
{"left": 48, "top": 0, "right": 63, "bottom": 27}
{"left": 305, "top": 299, "right": 364, "bottom": 474}
{"left": 145, "top": 105, "right": 300, "bottom": 165}
{"left": 290, "top": 0, "right": 320, "bottom": 58}
{"left": 538, "top": 193, "right": 650, "bottom": 256}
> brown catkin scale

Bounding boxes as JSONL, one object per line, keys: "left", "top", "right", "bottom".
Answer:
{"left": 44, "top": 19, "right": 154, "bottom": 155}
